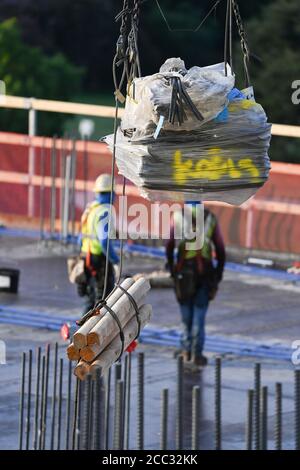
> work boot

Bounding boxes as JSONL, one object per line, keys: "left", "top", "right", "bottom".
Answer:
{"left": 193, "top": 354, "right": 208, "bottom": 367}
{"left": 181, "top": 350, "right": 191, "bottom": 363}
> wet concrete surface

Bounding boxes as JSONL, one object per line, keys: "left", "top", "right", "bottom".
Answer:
{"left": 0, "top": 237, "right": 299, "bottom": 450}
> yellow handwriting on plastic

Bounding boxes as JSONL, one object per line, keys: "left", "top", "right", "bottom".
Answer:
{"left": 173, "top": 148, "right": 260, "bottom": 185}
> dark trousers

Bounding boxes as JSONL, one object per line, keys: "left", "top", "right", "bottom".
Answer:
{"left": 83, "top": 254, "right": 115, "bottom": 315}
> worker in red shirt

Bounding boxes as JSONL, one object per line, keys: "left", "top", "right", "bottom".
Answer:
{"left": 166, "top": 202, "right": 225, "bottom": 367}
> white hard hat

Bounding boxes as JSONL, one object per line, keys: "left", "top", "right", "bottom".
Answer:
{"left": 93, "top": 173, "right": 113, "bottom": 193}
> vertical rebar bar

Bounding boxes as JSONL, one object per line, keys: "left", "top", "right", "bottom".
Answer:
{"left": 246, "top": 389, "right": 254, "bottom": 450}
{"left": 176, "top": 355, "right": 183, "bottom": 450}
{"left": 215, "top": 356, "right": 222, "bottom": 450}
{"left": 50, "top": 136, "right": 57, "bottom": 239}
{"left": 93, "top": 371, "right": 104, "bottom": 450}
{"left": 275, "top": 382, "right": 282, "bottom": 451}
{"left": 33, "top": 347, "right": 41, "bottom": 450}
{"left": 42, "top": 344, "right": 50, "bottom": 450}
{"left": 81, "top": 375, "right": 92, "bottom": 450}
{"left": 295, "top": 369, "right": 300, "bottom": 450}
{"left": 88, "top": 378, "right": 94, "bottom": 450}
{"left": 105, "top": 368, "right": 111, "bottom": 450}
{"left": 50, "top": 342, "right": 58, "bottom": 450}
{"left": 38, "top": 355, "right": 46, "bottom": 450}
{"left": 114, "top": 379, "right": 124, "bottom": 450}
{"left": 124, "top": 353, "right": 132, "bottom": 450}
{"left": 18, "top": 352, "right": 26, "bottom": 450}
{"left": 25, "top": 349, "right": 33, "bottom": 450}
{"left": 39, "top": 139, "right": 46, "bottom": 241}
{"left": 65, "top": 359, "right": 72, "bottom": 450}
{"left": 72, "top": 377, "right": 80, "bottom": 450}
{"left": 261, "top": 386, "right": 268, "bottom": 450}
{"left": 137, "top": 352, "right": 145, "bottom": 450}
{"left": 57, "top": 358, "right": 63, "bottom": 450}
{"left": 192, "top": 386, "right": 200, "bottom": 451}
{"left": 160, "top": 388, "right": 169, "bottom": 450}
{"left": 254, "top": 362, "right": 261, "bottom": 450}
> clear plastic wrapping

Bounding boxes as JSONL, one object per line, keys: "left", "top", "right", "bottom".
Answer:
{"left": 105, "top": 58, "right": 271, "bottom": 205}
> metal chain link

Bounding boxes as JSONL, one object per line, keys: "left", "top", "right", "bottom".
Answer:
{"left": 232, "top": 0, "right": 251, "bottom": 86}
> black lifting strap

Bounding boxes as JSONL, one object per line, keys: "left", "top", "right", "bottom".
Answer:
{"left": 115, "top": 283, "right": 141, "bottom": 339}
{"left": 101, "top": 301, "right": 125, "bottom": 361}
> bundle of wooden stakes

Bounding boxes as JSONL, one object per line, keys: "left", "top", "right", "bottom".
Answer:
{"left": 67, "top": 277, "right": 152, "bottom": 380}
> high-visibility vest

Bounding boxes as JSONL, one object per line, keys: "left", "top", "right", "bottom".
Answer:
{"left": 177, "top": 210, "right": 217, "bottom": 263}
{"left": 81, "top": 201, "right": 109, "bottom": 256}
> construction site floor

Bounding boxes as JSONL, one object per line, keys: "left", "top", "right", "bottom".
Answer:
{"left": 0, "top": 237, "right": 299, "bottom": 450}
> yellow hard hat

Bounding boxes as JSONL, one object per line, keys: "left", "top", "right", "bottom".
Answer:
{"left": 93, "top": 173, "right": 113, "bottom": 193}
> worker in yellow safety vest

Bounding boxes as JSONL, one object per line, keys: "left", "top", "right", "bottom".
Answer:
{"left": 166, "top": 202, "right": 225, "bottom": 367}
{"left": 77, "top": 173, "right": 119, "bottom": 314}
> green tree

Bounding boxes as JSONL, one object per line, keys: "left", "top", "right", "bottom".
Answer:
{"left": 236, "top": 0, "right": 300, "bottom": 162}
{"left": 0, "top": 18, "right": 84, "bottom": 135}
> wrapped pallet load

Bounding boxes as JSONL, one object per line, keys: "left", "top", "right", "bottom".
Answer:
{"left": 105, "top": 58, "right": 271, "bottom": 205}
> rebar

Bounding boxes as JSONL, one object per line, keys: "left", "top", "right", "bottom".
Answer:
{"left": 33, "top": 347, "right": 41, "bottom": 450}
{"left": 72, "top": 377, "right": 81, "bottom": 451}
{"left": 160, "top": 388, "right": 169, "bottom": 450}
{"left": 57, "top": 358, "right": 63, "bottom": 450}
{"left": 50, "top": 342, "right": 58, "bottom": 450}
{"left": 261, "top": 386, "right": 268, "bottom": 450}
{"left": 254, "top": 362, "right": 261, "bottom": 450}
{"left": 41, "top": 344, "right": 50, "bottom": 449}
{"left": 137, "top": 352, "right": 145, "bottom": 450}
{"left": 176, "top": 355, "right": 183, "bottom": 450}
{"left": 215, "top": 356, "right": 222, "bottom": 450}
{"left": 105, "top": 368, "right": 112, "bottom": 450}
{"left": 246, "top": 389, "right": 254, "bottom": 450}
{"left": 192, "top": 386, "right": 200, "bottom": 450}
{"left": 18, "top": 352, "right": 26, "bottom": 450}
{"left": 65, "top": 359, "right": 72, "bottom": 450}
{"left": 114, "top": 379, "right": 124, "bottom": 450}
{"left": 275, "top": 382, "right": 282, "bottom": 451}
{"left": 81, "top": 375, "right": 92, "bottom": 450}
{"left": 124, "top": 353, "right": 132, "bottom": 450}
{"left": 25, "top": 349, "right": 33, "bottom": 450}
{"left": 38, "top": 355, "right": 46, "bottom": 450}
{"left": 93, "top": 371, "right": 105, "bottom": 450}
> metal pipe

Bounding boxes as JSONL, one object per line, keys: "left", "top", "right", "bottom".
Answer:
{"left": 137, "top": 352, "right": 145, "bottom": 450}
{"left": 246, "top": 389, "right": 254, "bottom": 450}
{"left": 28, "top": 105, "right": 37, "bottom": 218}
{"left": 18, "top": 352, "right": 26, "bottom": 450}
{"left": 39, "top": 139, "right": 46, "bottom": 241}
{"left": 60, "top": 137, "right": 66, "bottom": 242}
{"left": 62, "top": 155, "right": 72, "bottom": 242}
{"left": 275, "top": 383, "right": 282, "bottom": 451}
{"left": 50, "top": 342, "right": 58, "bottom": 450}
{"left": 33, "top": 347, "right": 41, "bottom": 450}
{"left": 65, "top": 359, "right": 72, "bottom": 450}
{"left": 192, "top": 386, "right": 200, "bottom": 451}
{"left": 25, "top": 349, "right": 33, "bottom": 450}
{"left": 215, "top": 356, "right": 222, "bottom": 450}
{"left": 70, "top": 138, "right": 77, "bottom": 239}
{"left": 160, "top": 388, "right": 169, "bottom": 450}
{"left": 176, "top": 355, "right": 183, "bottom": 450}
{"left": 254, "top": 362, "right": 261, "bottom": 450}
{"left": 50, "top": 136, "right": 57, "bottom": 239}
{"left": 57, "top": 358, "right": 63, "bottom": 450}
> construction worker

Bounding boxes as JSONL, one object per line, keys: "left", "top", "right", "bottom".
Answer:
{"left": 77, "top": 173, "right": 119, "bottom": 314}
{"left": 166, "top": 202, "right": 225, "bottom": 367}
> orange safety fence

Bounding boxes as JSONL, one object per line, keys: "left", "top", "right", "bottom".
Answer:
{"left": 0, "top": 132, "right": 299, "bottom": 255}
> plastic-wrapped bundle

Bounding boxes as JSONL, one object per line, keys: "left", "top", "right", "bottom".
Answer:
{"left": 105, "top": 58, "right": 271, "bottom": 205}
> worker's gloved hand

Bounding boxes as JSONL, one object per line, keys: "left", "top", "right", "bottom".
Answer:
{"left": 77, "top": 282, "right": 87, "bottom": 297}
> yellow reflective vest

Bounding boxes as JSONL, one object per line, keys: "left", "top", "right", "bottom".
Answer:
{"left": 81, "top": 202, "right": 108, "bottom": 256}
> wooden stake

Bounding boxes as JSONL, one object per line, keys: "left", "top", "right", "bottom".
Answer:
{"left": 73, "top": 277, "right": 135, "bottom": 349}
{"left": 67, "top": 343, "right": 80, "bottom": 361}
{"left": 87, "top": 278, "right": 150, "bottom": 350}
{"left": 89, "top": 304, "right": 152, "bottom": 376}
